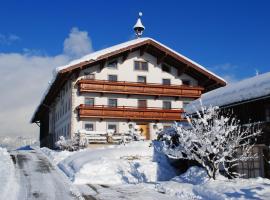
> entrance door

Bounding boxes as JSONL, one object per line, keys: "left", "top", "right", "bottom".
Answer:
{"left": 138, "top": 124, "right": 150, "bottom": 140}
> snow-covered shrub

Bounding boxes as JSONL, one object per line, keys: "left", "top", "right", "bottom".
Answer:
{"left": 160, "top": 105, "right": 261, "bottom": 179}
{"left": 55, "top": 133, "right": 87, "bottom": 151}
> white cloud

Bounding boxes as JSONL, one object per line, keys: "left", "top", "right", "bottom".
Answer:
{"left": 0, "top": 27, "right": 93, "bottom": 138}
{"left": 0, "top": 34, "right": 20, "bottom": 45}
{"left": 63, "top": 27, "right": 93, "bottom": 59}
{"left": 209, "top": 63, "right": 240, "bottom": 84}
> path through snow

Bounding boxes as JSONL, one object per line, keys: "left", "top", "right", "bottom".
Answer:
{"left": 10, "top": 150, "right": 79, "bottom": 200}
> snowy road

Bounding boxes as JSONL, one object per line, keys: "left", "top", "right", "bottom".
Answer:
{"left": 10, "top": 150, "right": 78, "bottom": 200}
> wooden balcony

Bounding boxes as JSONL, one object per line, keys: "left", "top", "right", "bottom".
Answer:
{"left": 77, "top": 79, "right": 204, "bottom": 98}
{"left": 77, "top": 104, "right": 184, "bottom": 121}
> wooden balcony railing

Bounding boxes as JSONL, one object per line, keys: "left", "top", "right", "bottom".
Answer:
{"left": 77, "top": 104, "right": 184, "bottom": 121}
{"left": 77, "top": 79, "right": 204, "bottom": 98}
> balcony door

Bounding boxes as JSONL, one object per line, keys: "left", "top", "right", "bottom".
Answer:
{"left": 138, "top": 100, "right": 147, "bottom": 108}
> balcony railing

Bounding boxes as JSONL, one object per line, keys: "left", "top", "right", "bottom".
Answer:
{"left": 77, "top": 79, "right": 203, "bottom": 98}
{"left": 77, "top": 104, "right": 184, "bottom": 121}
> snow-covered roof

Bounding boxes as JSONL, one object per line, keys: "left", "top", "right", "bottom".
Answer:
{"left": 56, "top": 37, "right": 225, "bottom": 83}
{"left": 32, "top": 37, "right": 226, "bottom": 122}
{"left": 186, "top": 72, "right": 270, "bottom": 114}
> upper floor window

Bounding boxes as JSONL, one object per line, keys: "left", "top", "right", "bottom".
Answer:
{"left": 85, "top": 123, "right": 94, "bottom": 131}
{"left": 108, "top": 99, "right": 117, "bottom": 107}
{"left": 162, "top": 64, "right": 171, "bottom": 73}
{"left": 85, "top": 98, "right": 94, "bottom": 106}
{"left": 138, "top": 99, "right": 147, "bottom": 108}
{"left": 107, "top": 60, "right": 118, "bottom": 69}
{"left": 108, "top": 74, "right": 118, "bottom": 82}
{"left": 183, "top": 101, "right": 190, "bottom": 109}
{"left": 84, "top": 72, "right": 95, "bottom": 80}
{"left": 163, "top": 101, "right": 172, "bottom": 109}
{"left": 182, "top": 80, "right": 191, "bottom": 86}
{"left": 134, "top": 61, "right": 148, "bottom": 71}
{"left": 137, "top": 76, "right": 147, "bottom": 83}
{"left": 162, "top": 78, "right": 171, "bottom": 85}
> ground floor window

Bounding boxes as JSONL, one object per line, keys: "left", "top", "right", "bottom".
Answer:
{"left": 85, "top": 123, "right": 94, "bottom": 131}
{"left": 107, "top": 123, "right": 118, "bottom": 133}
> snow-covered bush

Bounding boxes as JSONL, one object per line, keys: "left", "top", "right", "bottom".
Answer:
{"left": 55, "top": 133, "right": 87, "bottom": 151}
{"left": 160, "top": 105, "right": 261, "bottom": 179}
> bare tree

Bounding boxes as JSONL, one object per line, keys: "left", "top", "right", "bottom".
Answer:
{"left": 160, "top": 105, "right": 261, "bottom": 179}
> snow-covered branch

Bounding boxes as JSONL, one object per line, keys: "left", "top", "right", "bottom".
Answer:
{"left": 159, "top": 105, "right": 261, "bottom": 179}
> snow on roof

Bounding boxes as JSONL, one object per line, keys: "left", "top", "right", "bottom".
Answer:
{"left": 56, "top": 37, "right": 148, "bottom": 72}
{"left": 32, "top": 37, "right": 225, "bottom": 122}
{"left": 55, "top": 37, "right": 225, "bottom": 83}
{"left": 186, "top": 72, "right": 270, "bottom": 114}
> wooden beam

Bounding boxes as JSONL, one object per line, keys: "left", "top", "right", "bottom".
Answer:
{"left": 140, "top": 45, "right": 149, "bottom": 57}
{"left": 157, "top": 53, "right": 167, "bottom": 65}
{"left": 99, "top": 60, "right": 106, "bottom": 71}
{"left": 177, "top": 64, "right": 189, "bottom": 76}
{"left": 200, "top": 78, "right": 212, "bottom": 87}
{"left": 122, "top": 51, "right": 130, "bottom": 62}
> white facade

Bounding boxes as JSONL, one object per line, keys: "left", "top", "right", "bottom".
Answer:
{"left": 49, "top": 50, "right": 198, "bottom": 145}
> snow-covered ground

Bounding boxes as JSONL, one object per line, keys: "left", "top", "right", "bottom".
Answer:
{"left": 2, "top": 141, "right": 270, "bottom": 199}
{"left": 41, "top": 141, "right": 270, "bottom": 200}
{"left": 0, "top": 147, "right": 18, "bottom": 200}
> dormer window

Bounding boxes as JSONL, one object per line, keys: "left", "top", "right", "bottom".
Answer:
{"left": 107, "top": 60, "right": 118, "bottom": 69}
{"left": 134, "top": 61, "right": 148, "bottom": 71}
{"left": 161, "top": 64, "right": 171, "bottom": 73}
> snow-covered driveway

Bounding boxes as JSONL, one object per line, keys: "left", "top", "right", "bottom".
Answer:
{"left": 10, "top": 150, "right": 78, "bottom": 200}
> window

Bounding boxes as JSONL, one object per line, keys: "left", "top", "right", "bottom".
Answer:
{"left": 162, "top": 78, "right": 171, "bottom": 85}
{"left": 183, "top": 102, "right": 190, "bottom": 109}
{"left": 108, "top": 74, "right": 118, "bottom": 82}
{"left": 134, "top": 61, "right": 148, "bottom": 71}
{"left": 108, "top": 123, "right": 117, "bottom": 133}
{"left": 84, "top": 72, "right": 95, "bottom": 80}
{"left": 163, "top": 101, "right": 171, "bottom": 109}
{"left": 182, "top": 80, "right": 191, "bottom": 86}
{"left": 107, "top": 60, "right": 118, "bottom": 68}
{"left": 161, "top": 64, "right": 171, "bottom": 73}
{"left": 108, "top": 99, "right": 117, "bottom": 107}
{"left": 137, "top": 76, "right": 146, "bottom": 83}
{"left": 85, "top": 98, "right": 94, "bottom": 106}
{"left": 138, "top": 99, "right": 147, "bottom": 108}
{"left": 85, "top": 123, "right": 94, "bottom": 131}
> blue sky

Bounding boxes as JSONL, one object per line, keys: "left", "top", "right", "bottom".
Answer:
{"left": 1, "top": 0, "right": 270, "bottom": 81}
{"left": 0, "top": 0, "right": 270, "bottom": 137}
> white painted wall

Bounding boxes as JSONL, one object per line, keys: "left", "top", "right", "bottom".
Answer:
{"left": 49, "top": 50, "right": 198, "bottom": 142}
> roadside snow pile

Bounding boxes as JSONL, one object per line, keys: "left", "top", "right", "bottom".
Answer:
{"left": 0, "top": 148, "right": 18, "bottom": 200}
{"left": 41, "top": 147, "right": 75, "bottom": 165}
{"left": 58, "top": 141, "right": 177, "bottom": 185}
{"left": 172, "top": 166, "right": 209, "bottom": 185}
{"left": 156, "top": 167, "right": 270, "bottom": 200}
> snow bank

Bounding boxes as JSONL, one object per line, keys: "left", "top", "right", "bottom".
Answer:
{"left": 41, "top": 147, "right": 75, "bottom": 165}
{"left": 186, "top": 72, "right": 270, "bottom": 113}
{"left": 156, "top": 167, "right": 270, "bottom": 200}
{"left": 58, "top": 141, "right": 177, "bottom": 185}
{"left": 0, "top": 148, "right": 18, "bottom": 200}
